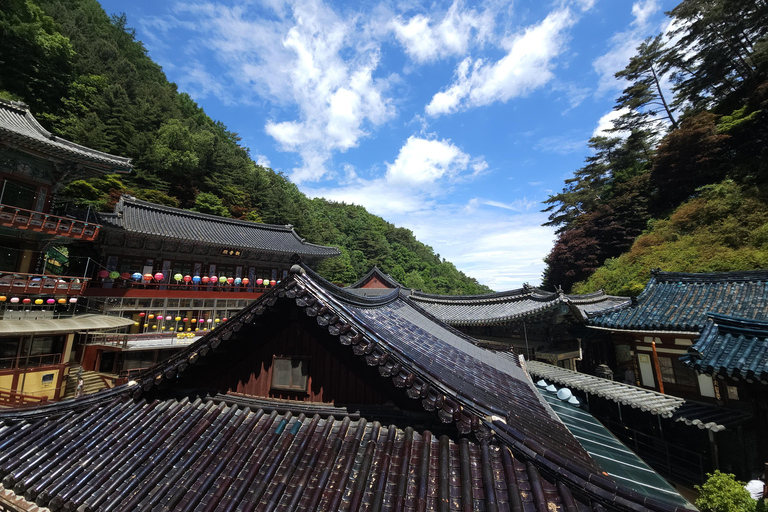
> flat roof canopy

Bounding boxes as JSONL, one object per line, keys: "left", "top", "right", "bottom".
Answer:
{"left": 0, "top": 314, "right": 134, "bottom": 336}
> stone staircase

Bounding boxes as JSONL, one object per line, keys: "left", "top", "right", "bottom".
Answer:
{"left": 63, "top": 366, "right": 114, "bottom": 398}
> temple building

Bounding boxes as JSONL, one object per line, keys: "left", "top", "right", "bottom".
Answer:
{"left": 585, "top": 270, "right": 768, "bottom": 481}
{"left": 0, "top": 100, "right": 339, "bottom": 404}
{"left": 0, "top": 264, "right": 693, "bottom": 511}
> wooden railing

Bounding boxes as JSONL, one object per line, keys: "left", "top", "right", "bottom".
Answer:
{"left": 0, "top": 272, "right": 90, "bottom": 295}
{"left": 0, "top": 387, "right": 50, "bottom": 407}
{"left": 0, "top": 203, "right": 100, "bottom": 241}
{"left": 0, "top": 353, "right": 61, "bottom": 370}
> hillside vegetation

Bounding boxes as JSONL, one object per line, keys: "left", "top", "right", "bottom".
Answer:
{"left": 543, "top": 0, "right": 768, "bottom": 295}
{"left": 0, "top": 0, "right": 491, "bottom": 295}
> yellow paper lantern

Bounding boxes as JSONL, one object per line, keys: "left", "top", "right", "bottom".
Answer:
{"left": 35, "top": 299, "right": 44, "bottom": 305}
{"left": 152, "top": 324, "right": 157, "bottom": 329}
{"left": 175, "top": 316, "right": 181, "bottom": 322}
{"left": 133, "top": 322, "right": 140, "bottom": 327}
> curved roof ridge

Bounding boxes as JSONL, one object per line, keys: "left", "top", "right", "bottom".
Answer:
{"left": 410, "top": 286, "right": 547, "bottom": 304}
{"left": 346, "top": 266, "right": 402, "bottom": 289}
{"left": 652, "top": 268, "right": 768, "bottom": 283}
{"left": 299, "top": 263, "right": 403, "bottom": 307}
{"left": 0, "top": 99, "right": 132, "bottom": 171}
{"left": 115, "top": 195, "right": 302, "bottom": 232}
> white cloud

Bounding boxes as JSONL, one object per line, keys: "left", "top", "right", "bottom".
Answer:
{"left": 255, "top": 154, "right": 272, "bottom": 168}
{"left": 425, "top": 6, "right": 579, "bottom": 116}
{"left": 592, "top": 0, "right": 664, "bottom": 96}
{"left": 391, "top": 1, "right": 493, "bottom": 64}
{"left": 592, "top": 108, "right": 629, "bottom": 138}
{"left": 173, "top": 0, "right": 395, "bottom": 183}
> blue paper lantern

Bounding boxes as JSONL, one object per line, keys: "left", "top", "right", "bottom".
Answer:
{"left": 132, "top": 272, "right": 142, "bottom": 281}
{"left": 192, "top": 275, "right": 201, "bottom": 284}
{"left": 234, "top": 277, "right": 242, "bottom": 285}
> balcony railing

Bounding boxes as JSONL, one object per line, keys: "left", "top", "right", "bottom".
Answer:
{"left": 0, "top": 203, "right": 100, "bottom": 241}
{"left": 0, "top": 272, "right": 90, "bottom": 296}
{"left": 0, "top": 353, "right": 61, "bottom": 370}
{"left": 0, "top": 387, "right": 50, "bottom": 407}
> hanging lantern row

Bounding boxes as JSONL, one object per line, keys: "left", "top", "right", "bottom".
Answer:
{"left": 135, "top": 313, "right": 228, "bottom": 324}
{"left": 125, "top": 272, "right": 277, "bottom": 286}
{"left": 0, "top": 296, "right": 77, "bottom": 304}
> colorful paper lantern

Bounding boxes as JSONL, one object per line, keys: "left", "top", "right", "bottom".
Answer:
{"left": 192, "top": 276, "right": 201, "bottom": 284}
{"left": 0, "top": 296, "right": 6, "bottom": 302}
{"left": 154, "top": 272, "right": 164, "bottom": 281}
{"left": 23, "top": 298, "right": 31, "bottom": 304}
{"left": 58, "top": 298, "right": 66, "bottom": 304}
{"left": 183, "top": 317, "right": 189, "bottom": 322}
{"left": 148, "top": 314, "right": 155, "bottom": 320}
{"left": 207, "top": 318, "right": 212, "bottom": 323}
{"left": 98, "top": 270, "right": 109, "bottom": 278}
{"left": 139, "top": 312, "right": 146, "bottom": 317}
{"left": 187, "top": 328, "right": 192, "bottom": 332}
{"left": 214, "top": 318, "right": 220, "bottom": 323}
{"left": 161, "top": 326, "right": 166, "bottom": 330}
{"left": 222, "top": 318, "right": 227, "bottom": 322}
{"left": 178, "top": 327, "right": 184, "bottom": 331}
{"left": 219, "top": 276, "right": 227, "bottom": 284}
{"left": 256, "top": 279, "right": 263, "bottom": 285}
{"left": 152, "top": 325, "right": 157, "bottom": 329}
{"left": 134, "top": 322, "right": 140, "bottom": 327}
{"left": 227, "top": 277, "right": 234, "bottom": 284}
{"left": 191, "top": 318, "right": 197, "bottom": 323}
{"left": 174, "top": 273, "right": 183, "bottom": 282}
{"left": 234, "top": 277, "right": 242, "bottom": 285}
{"left": 47, "top": 298, "right": 55, "bottom": 304}
{"left": 121, "top": 272, "right": 131, "bottom": 280}
{"left": 270, "top": 280, "right": 276, "bottom": 286}
{"left": 109, "top": 271, "right": 120, "bottom": 279}
{"left": 143, "top": 273, "right": 152, "bottom": 281}
{"left": 183, "top": 275, "right": 192, "bottom": 283}
{"left": 175, "top": 316, "right": 181, "bottom": 322}
{"left": 201, "top": 276, "right": 210, "bottom": 284}
{"left": 10, "top": 297, "right": 19, "bottom": 303}
{"left": 69, "top": 297, "right": 77, "bottom": 303}
{"left": 242, "top": 278, "right": 250, "bottom": 285}
{"left": 194, "top": 328, "right": 199, "bottom": 332}
{"left": 210, "top": 276, "right": 218, "bottom": 283}
{"left": 35, "top": 299, "right": 43, "bottom": 305}
{"left": 132, "top": 272, "right": 142, "bottom": 281}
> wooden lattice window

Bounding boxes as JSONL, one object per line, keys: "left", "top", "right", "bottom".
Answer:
{"left": 271, "top": 356, "right": 309, "bottom": 392}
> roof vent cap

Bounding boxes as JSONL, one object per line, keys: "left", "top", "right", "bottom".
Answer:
{"left": 556, "top": 388, "right": 572, "bottom": 401}
{"left": 568, "top": 396, "right": 580, "bottom": 407}
{"left": 536, "top": 379, "right": 547, "bottom": 388}
{"left": 545, "top": 384, "right": 558, "bottom": 393}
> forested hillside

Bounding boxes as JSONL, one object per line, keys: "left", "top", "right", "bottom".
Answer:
{"left": 0, "top": 0, "right": 491, "bottom": 295}
{"left": 542, "top": 0, "right": 768, "bottom": 296}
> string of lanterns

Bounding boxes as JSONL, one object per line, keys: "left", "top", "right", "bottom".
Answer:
{"left": 99, "top": 271, "right": 280, "bottom": 287}
{"left": 133, "top": 312, "right": 229, "bottom": 333}
{"left": 0, "top": 296, "right": 77, "bottom": 305}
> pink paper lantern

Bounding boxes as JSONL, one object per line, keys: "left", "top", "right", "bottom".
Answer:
{"left": 46, "top": 298, "right": 55, "bottom": 304}
{"left": 154, "top": 272, "right": 164, "bottom": 281}
{"left": 69, "top": 297, "right": 77, "bottom": 303}
{"left": 256, "top": 279, "right": 263, "bottom": 285}
{"left": 210, "top": 276, "right": 218, "bottom": 283}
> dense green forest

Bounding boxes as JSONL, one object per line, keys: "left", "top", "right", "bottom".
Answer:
{"left": 542, "top": 0, "right": 768, "bottom": 295}
{"left": 0, "top": 0, "right": 491, "bottom": 295}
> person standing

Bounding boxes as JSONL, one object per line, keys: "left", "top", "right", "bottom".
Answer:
{"left": 745, "top": 470, "right": 766, "bottom": 500}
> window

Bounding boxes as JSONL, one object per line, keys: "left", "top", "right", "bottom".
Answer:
{"left": 271, "top": 357, "right": 309, "bottom": 392}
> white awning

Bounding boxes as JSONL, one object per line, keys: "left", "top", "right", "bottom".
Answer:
{"left": 0, "top": 314, "right": 134, "bottom": 336}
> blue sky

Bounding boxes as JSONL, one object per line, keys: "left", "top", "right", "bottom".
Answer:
{"left": 98, "top": 0, "right": 677, "bottom": 291}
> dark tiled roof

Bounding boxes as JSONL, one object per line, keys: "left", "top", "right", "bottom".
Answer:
{"left": 409, "top": 286, "right": 630, "bottom": 326}
{"left": 112, "top": 265, "right": 690, "bottom": 511}
{"left": 682, "top": 313, "right": 768, "bottom": 383}
{"left": 0, "top": 391, "right": 674, "bottom": 512}
{"left": 98, "top": 195, "right": 341, "bottom": 258}
{"left": 0, "top": 99, "right": 132, "bottom": 173}
{"left": 347, "top": 266, "right": 403, "bottom": 289}
{"left": 589, "top": 270, "right": 768, "bottom": 332}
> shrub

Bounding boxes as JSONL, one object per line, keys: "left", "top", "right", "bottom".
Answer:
{"left": 695, "top": 471, "right": 756, "bottom": 512}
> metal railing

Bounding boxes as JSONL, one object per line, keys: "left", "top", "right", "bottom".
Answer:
{"left": 0, "top": 272, "right": 90, "bottom": 295}
{"left": 0, "top": 353, "right": 61, "bottom": 370}
{"left": 0, "top": 203, "right": 100, "bottom": 241}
